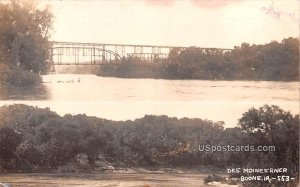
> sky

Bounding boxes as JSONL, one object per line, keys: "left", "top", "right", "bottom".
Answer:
{"left": 41, "top": 0, "right": 299, "bottom": 48}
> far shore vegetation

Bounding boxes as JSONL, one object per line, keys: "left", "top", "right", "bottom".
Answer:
{"left": 98, "top": 37, "right": 299, "bottom": 81}
{"left": 0, "top": 104, "right": 298, "bottom": 186}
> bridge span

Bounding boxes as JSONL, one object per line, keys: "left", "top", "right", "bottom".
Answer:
{"left": 49, "top": 41, "right": 232, "bottom": 66}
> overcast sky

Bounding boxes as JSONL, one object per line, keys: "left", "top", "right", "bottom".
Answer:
{"left": 42, "top": 0, "right": 299, "bottom": 48}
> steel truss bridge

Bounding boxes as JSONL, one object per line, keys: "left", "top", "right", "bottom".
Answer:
{"left": 49, "top": 41, "right": 232, "bottom": 66}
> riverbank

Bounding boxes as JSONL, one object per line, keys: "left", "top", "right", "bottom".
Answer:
{"left": 0, "top": 66, "right": 41, "bottom": 86}
{"left": 0, "top": 104, "right": 298, "bottom": 185}
{"left": 0, "top": 165, "right": 224, "bottom": 175}
{"left": 0, "top": 83, "right": 48, "bottom": 100}
{"left": 96, "top": 61, "right": 299, "bottom": 82}
{"left": 0, "top": 66, "right": 48, "bottom": 100}
{"left": 0, "top": 172, "right": 235, "bottom": 187}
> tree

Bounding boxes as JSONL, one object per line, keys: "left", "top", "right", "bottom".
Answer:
{"left": 0, "top": 0, "right": 53, "bottom": 73}
{"left": 239, "top": 105, "right": 296, "bottom": 135}
{"left": 0, "top": 127, "right": 22, "bottom": 169}
{"left": 238, "top": 105, "right": 299, "bottom": 186}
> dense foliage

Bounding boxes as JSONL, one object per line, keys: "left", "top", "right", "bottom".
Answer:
{"left": 100, "top": 60, "right": 162, "bottom": 79}
{"left": 0, "top": 104, "right": 298, "bottom": 186}
{"left": 99, "top": 37, "right": 299, "bottom": 81}
{"left": 0, "top": 0, "right": 52, "bottom": 86}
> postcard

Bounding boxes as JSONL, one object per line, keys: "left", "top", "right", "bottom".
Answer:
{"left": 0, "top": 0, "right": 298, "bottom": 186}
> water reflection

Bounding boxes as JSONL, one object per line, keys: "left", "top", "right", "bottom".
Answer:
{"left": 0, "top": 83, "right": 48, "bottom": 100}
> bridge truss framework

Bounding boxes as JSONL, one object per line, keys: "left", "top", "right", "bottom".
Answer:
{"left": 49, "top": 41, "right": 232, "bottom": 66}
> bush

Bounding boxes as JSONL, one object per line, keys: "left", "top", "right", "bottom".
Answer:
{"left": 1, "top": 67, "right": 41, "bottom": 87}
{"left": 0, "top": 127, "right": 22, "bottom": 169}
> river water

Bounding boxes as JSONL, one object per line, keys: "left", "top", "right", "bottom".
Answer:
{"left": 0, "top": 74, "right": 298, "bottom": 127}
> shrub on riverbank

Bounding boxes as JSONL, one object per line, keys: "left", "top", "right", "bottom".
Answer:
{"left": 0, "top": 65, "right": 40, "bottom": 87}
{"left": 0, "top": 68, "right": 41, "bottom": 87}
{"left": 0, "top": 104, "right": 298, "bottom": 186}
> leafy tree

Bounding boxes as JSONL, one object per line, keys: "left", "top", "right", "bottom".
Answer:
{"left": 0, "top": 0, "right": 53, "bottom": 73}
{"left": 238, "top": 105, "right": 299, "bottom": 186}
{"left": 0, "top": 127, "right": 21, "bottom": 161}
{"left": 0, "top": 127, "right": 22, "bottom": 169}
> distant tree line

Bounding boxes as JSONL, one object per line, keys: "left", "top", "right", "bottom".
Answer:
{"left": 0, "top": 0, "right": 52, "bottom": 87}
{"left": 99, "top": 37, "right": 299, "bottom": 81}
{"left": 0, "top": 104, "right": 298, "bottom": 186}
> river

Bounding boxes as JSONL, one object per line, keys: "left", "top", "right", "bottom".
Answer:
{"left": 0, "top": 74, "right": 298, "bottom": 128}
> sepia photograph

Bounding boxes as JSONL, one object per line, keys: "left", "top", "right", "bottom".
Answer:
{"left": 0, "top": 0, "right": 299, "bottom": 186}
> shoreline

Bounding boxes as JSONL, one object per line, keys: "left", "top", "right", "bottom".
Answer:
{"left": 0, "top": 172, "right": 232, "bottom": 187}
{"left": 45, "top": 71, "right": 299, "bottom": 82}
{"left": 0, "top": 166, "right": 226, "bottom": 175}
{"left": 96, "top": 74, "right": 300, "bottom": 82}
